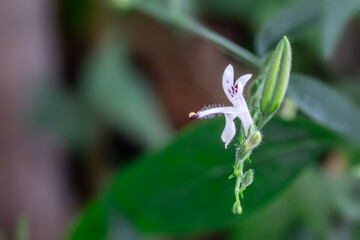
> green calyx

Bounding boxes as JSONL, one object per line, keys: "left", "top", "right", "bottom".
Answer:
{"left": 243, "top": 131, "right": 262, "bottom": 154}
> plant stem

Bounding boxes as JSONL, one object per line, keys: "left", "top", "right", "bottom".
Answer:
{"left": 137, "top": 4, "right": 261, "bottom": 70}
{"left": 177, "top": 18, "right": 261, "bottom": 70}
{"left": 232, "top": 158, "right": 244, "bottom": 214}
{"left": 257, "top": 115, "right": 271, "bottom": 130}
{"left": 234, "top": 161, "right": 244, "bottom": 201}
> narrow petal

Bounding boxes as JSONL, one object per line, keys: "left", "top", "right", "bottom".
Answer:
{"left": 222, "top": 64, "right": 237, "bottom": 105}
{"left": 221, "top": 113, "right": 237, "bottom": 148}
{"left": 236, "top": 74, "right": 252, "bottom": 87}
{"left": 233, "top": 74, "right": 251, "bottom": 99}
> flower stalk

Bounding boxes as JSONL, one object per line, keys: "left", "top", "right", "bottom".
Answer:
{"left": 231, "top": 131, "right": 260, "bottom": 214}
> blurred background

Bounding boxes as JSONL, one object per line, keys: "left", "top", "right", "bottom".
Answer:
{"left": 1, "top": 0, "right": 360, "bottom": 239}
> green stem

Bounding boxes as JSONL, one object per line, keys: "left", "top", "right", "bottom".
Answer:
{"left": 256, "top": 117, "right": 267, "bottom": 130}
{"left": 234, "top": 161, "right": 244, "bottom": 201}
{"left": 234, "top": 176, "right": 241, "bottom": 200}
{"left": 137, "top": 4, "right": 261, "bottom": 70}
{"left": 178, "top": 19, "right": 261, "bottom": 70}
{"left": 232, "top": 159, "right": 244, "bottom": 214}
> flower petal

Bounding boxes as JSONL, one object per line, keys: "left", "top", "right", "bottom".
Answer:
{"left": 221, "top": 113, "right": 237, "bottom": 148}
{"left": 237, "top": 106, "right": 254, "bottom": 137}
{"left": 236, "top": 74, "right": 252, "bottom": 87}
{"left": 233, "top": 74, "right": 251, "bottom": 98}
{"left": 222, "top": 64, "right": 237, "bottom": 105}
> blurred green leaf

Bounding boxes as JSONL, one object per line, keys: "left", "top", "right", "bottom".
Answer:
{"left": 69, "top": 199, "right": 144, "bottom": 240}
{"left": 288, "top": 74, "right": 360, "bottom": 144}
{"left": 69, "top": 200, "right": 107, "bottom": 240}
{"left": 255, "top": 0, "right": 321, "bottom": 57}
{"left": 230, "top": 167, "right": 332, "bottom": 240}
{"left": 322, "top": 0, "right": 360, "bottom": 58}
{"left": 15, "top": 216, "right": 29, "bottom": 240}
{"left": 102, "top": 117, "right": 335, "bottom": 234}
{"left": 80, "top": 32, "right": 172, "bottom": 149}
{"left": 199, "top": 0, "right": 294, "bottom": 29}
{"left": 32, "top": 83, "right": 99, "bottom": 150}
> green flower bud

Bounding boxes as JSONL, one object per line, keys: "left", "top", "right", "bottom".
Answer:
{"left": 232, "top": 201, "right": 242, "bottom": 214}
{"left": 261, "top": 36, "right": 292, "bottom": 116}
{"left": 243, "top": 131, "right": 262, "bottom": 153}
{"left": 241, "top": 169, "right": 254, "bottom": 188}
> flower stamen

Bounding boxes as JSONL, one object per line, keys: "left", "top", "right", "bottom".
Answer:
{"left": 189, "top": 112, "right": 199, "bottom": 120}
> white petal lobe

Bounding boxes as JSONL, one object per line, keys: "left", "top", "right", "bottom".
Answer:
{"left": 221, "top": 113, "right": 237, "bottom": 148}
{"left": 222, "top": 64, "right": 237, "bottom": 105}
{"left": 236, "top": 74, "right": 252, "bottom": 87}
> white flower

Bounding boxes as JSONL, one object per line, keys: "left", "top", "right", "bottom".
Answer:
{"left": 189, "top": 64, "right": 255, "bottom": 148}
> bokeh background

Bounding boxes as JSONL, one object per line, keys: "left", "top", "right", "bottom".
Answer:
{"left": 1, "top": 0, "right": 360, "bottom": 239}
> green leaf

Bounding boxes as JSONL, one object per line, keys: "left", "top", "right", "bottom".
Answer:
{"left": 322, "top": 0, "right": 360, "bottom": 58}
{"left": 230, "top": 167, "right": 332, "bottom": 240}
{"left": 68, "top": 200, "right": 107, "bottom": 240}
{"left": 228, "top": 173, "right": 236, "bottom": 179}
{"left": 68, "top": 199, "right": 143, "bottom": 240}
{"left": 241, "top": 169, "right": 254, "bottom": 189}
{"left": 255, "top": 0, "right": 321, "bottom": 57}
{"left": 104, "top": 117, "right": 335, "bottom": 233}
{"left": 288, "top": 74, "right": 360, "bottom": 143}
{"left": 70, "top": 117, "right": 337, "bottom": 236}
{"left": 80, "top": 32, "right": 172, "bottom": 149}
